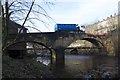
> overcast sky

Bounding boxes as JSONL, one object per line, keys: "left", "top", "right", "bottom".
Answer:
{"left": 31, "top": 0, "right": 119, "bottom": 32}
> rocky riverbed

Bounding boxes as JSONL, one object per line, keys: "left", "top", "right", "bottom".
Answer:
{"left": 74, "top": 64, "right": 119, "bottom": 78}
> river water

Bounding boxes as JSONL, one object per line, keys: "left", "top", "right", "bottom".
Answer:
{"left": 37, "top": 55, "right": 118, "bottom": 78}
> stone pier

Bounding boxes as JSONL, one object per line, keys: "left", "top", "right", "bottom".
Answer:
{"left": 52, "top": 46, "right": 65, "bottom": 67}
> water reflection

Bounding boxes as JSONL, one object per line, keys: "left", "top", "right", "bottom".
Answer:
{"left": 37, "top": 54, "right": 118, "bottom": 78}
{"left": 37, "top": 57, "right": 50, "bottom": 65}
{"left": 64, "top": 55, "right": 118, "bottom": 78}
{"left": 65, "top": 55, "right": 93, "bottom": 59}
{"left": 65, "top": 55, "right": 94, "bottom": 73}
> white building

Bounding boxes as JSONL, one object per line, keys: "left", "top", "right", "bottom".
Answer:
{"left": 85, "top": 14, "right": 118, "bottom": 35}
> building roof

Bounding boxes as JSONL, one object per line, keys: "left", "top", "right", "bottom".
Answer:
{"left": 8, "top": 20, "right": 28, "bottom": 30}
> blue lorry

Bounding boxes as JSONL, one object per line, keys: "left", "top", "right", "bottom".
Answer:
{"left": 54, "top": 24, "right": 79, "bottom": 31}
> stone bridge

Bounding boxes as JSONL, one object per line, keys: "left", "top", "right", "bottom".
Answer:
{"left": 100, "top": 29, "right": 118, "bottom": 56}
{"left": 8, "top": 31, "right": 104, "bottom": 49}
{"left": 7, "top": 30, "right": 118, "bottom": 66}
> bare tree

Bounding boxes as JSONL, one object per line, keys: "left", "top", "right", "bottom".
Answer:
{"left": 8, "top": 0, "right": 55, "bottom": 32}
{"left": 2, "top": 0, "right": 56, "bottom": 51}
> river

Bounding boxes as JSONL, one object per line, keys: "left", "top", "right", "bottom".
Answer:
{"left": 37, "top": 55, "right": 118, "bottom": 78}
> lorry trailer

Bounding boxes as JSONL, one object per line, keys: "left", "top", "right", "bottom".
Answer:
{"left": 54, "top": 24, "right": 78, "bottom": 31}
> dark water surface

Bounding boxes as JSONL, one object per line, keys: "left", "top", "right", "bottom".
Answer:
{"left": 37, "top": 55, "right": 118, "bottom": 78}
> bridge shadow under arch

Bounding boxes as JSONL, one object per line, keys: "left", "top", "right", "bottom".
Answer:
{"left": 81, "top": 38, "right": 104, "bottom": 48}
{"left": 67, "top": 37, "right": 106, "bottom": 55}
{"left": 6, "top": 40, "right": 52, "bottom": 59}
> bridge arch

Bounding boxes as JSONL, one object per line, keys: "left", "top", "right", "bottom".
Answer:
{"left": 64, "top": 37, "right": 106, "bottom": 55}
{"left": 81, "top": 38, "right": 104, "bottom": 47}
{"left": 6, "top": 40, "right": 52, "bottom": 58}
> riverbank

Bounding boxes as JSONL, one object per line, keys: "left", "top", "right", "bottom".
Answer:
{"left": 2, "top": 54, "right": 55, "bottom": 78}
{"left": 75, "top": 64, "right": 119, "bottom": 78}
